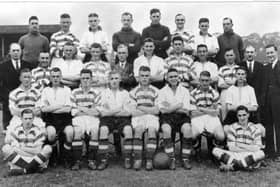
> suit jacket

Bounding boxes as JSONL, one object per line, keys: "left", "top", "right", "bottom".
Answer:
{"left": 0, "top": 59, "right": 32, "bottom": 102}
{"left": 112, "top": 61, "right": 137, "bottom": 91}
{"left": 240, "top": 60, "right": 264, "bottom": 105}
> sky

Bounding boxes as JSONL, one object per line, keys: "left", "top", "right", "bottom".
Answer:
{"left": 1, "top": 2, "right": 280, "bottom": 42}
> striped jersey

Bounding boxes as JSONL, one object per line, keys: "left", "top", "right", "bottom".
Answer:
{"left": 50, "top": 30, "right": 80, "bottom": 58}
{"left": 83, "top": 60, "right": 111, "bottom": 87}
{"left": 165, "top": 54, "right": 195, "bottom": 88}
{"left": 218, "top": 64, "right": 239, "bottom": 87}
{"left": 129, "top": 85, "right": 159, "bottom": 107}
{"left": 7, "top": 124, "right": 45, "bottom": 148}
{"left": 71, "top": 87, "right": 101, "bottom": 108}
{"left": 227, "top": 122, "right": 263, "bottom": 148}
{"left": 190, "top": 86, "right": 219, "bottom": 108}
{"left": 31, "top": 67, "right": 51, "bottom": 91}
{"left": 9, "top": 86, "right": 41, "bottom": 116}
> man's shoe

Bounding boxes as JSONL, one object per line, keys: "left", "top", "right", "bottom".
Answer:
{"left": 124, "top": 158, "right": 132, "bottom": 169}
{"left": 63, "top": 160, "right": 72, "bottom": 169}
{"left": 182, "top": 159, "right": 192, "bottom": 170}
{"left": 169, "top": 158, "right": 176, "bottom": 170}
{"left": 71, "top": 160, "right": 81, "bottom": 171}
{"left": 145, "top": 160, "right": 153, "bottom": 171}
{"left": 97, "top": 159, "right": 108, "bottom": 170}
{"left": 88, "top": 160, "right": 97, "bottom": 170}
{"left": 274, "top": 156, "right": 280, "bottom": 162}
{"left": 5, "top": 168, "right": 26, "bottom": 177}
{"left": 219, "top": 163, "right": 234, "bottom": 172}
{"left": 133, "top": 160, "right": 142, "bottom": 171}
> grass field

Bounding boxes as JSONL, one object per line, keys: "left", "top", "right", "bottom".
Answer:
{"left": 0, "top": 112, "right": 280, "bottom": 187}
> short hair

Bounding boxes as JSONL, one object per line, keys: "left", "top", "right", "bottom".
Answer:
{"left": 172, "top": 36, "right": 183, "bottom": 43}
{"left": 9, "top": 42, "right": 20, "bottom": 50}
{"left": 139, "top": 66, "right": 151, "bottom": 72}
{"left": 225, "top": 48, "right": 234, "bottom": 53}
{"left": 117, "top": 44, "right": 128, "bottom": 51}
{"left": 223, "top": 17, "right": 233, "bottom": 24}
{"left": 199, "top": 18, "right": 209, "bottom": 24}
{"left": 150, "top": 8, "right": 160, "bottom": 15}
{"left": 236, "top": 66, "right": 247, "bottom": 74}
{"left": 122, "top": 12, "right": 133, "bottom": 19}
{"left": 236, "top": 105, "right": 249, "bottom": 114}
{"left": 60, "top": 13, "right": 71, "bottom": 19}
{"left": 20, "top": 68, "right": 31, "bottom": 76}
{"left": 29, "top": 16, "right": 38, "bottom": 23}
{"left": 197, "top": 44, "right": 208, "bottom": 51}
{"left": 175, "top": 13, "right": 184, "bottom": 19}
{"left": 108, "top": 70, "right": 121, "bottom": 78}
{"left": 265, "top": 44, "right": 278, "bottom": 51}
{"left": 80, "top": 69, "right": 92, "bottom": 77}
{"left": 88, "top": 13, "right": 99, "bottom": 18}
{"left": 200, "top": 71, "right": 211, "bottom": 78}
{"left": 21, "top": 108, "right": 34, "bottom": 117}
{"left": 90, "top": 43, "right": 102, "bottom": 50}
{"left": 64, "top": 41, "right": 75, "bottom": 47}
{"left": 143, "top": 37, "right": 155, "bottom": 45}
{"left": 167, "top": 68, "right": 178, "bottom": 74}
{"left": 51, "top": 67, "right": 61, "bottom": 73}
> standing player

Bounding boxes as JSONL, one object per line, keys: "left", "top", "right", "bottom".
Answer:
{"left": 212, "top": 105, "right": 265, "bottom": 171}
{"left": 158, "top": 68, "right": 193, "bottom": 170}
{"left": 40, "top": 67, "right": 74, "bottom": 167}
{"left": 31, "top": 52, "right": 51, "bottom": 92}
{"left": 84, "top": 43, "right": 111, "bottom": 91}
{"left": 7, "top": 68, "right": 44, "bottom": 132}
{"left": 70, "top": 69, "right": 101, "bottom": 170}
{"left": 2, "top": 109, "right": 52, "bottom": 176}
{"left": 165, "top": 36, "right": 195, "bottom": 89}
{"left": 190, "top": 71, "right": 225, "bottom": 160}
{"left": 130, "top": 66, "right": 160, "bottom": 171}
{"left": 97, "top": 70, "right": 133, "bottom": 170}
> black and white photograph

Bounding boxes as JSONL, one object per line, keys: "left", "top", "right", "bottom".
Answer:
{"left": 0, "top": 1, "right": 280, "bottom": 186}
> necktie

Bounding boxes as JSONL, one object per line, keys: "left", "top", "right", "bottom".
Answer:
{"left": 15, "top": 60, "right": 19, "bottom": 71}
{"left": 121, "top": 62, "right": 125, "bottom": 69}
{"left": 249, "top": 61, "right": 253, "bottom": 73}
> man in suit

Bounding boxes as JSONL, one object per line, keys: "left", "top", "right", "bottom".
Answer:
{"left": 0, "top": 43, "right": 32, "bottom": 131}
{"left": 112, "top": 44, "right": 136, "bottom": 91}
{"left": 263, "top": 44, "right": 280, "bottom": 160}
{"left": 240, "top": 45, "right": 264, "bottom": 122}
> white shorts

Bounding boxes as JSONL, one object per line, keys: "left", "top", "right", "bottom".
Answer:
{"left": 132, "top": 114, "right": 159, "bottom": 131}
{"left": 72, "top": 115, "right": 100, "bottom": 135}
{"left": 191, "top": 114, "right": 222, "bottom": 134}
{"left": 7, "top": 116, "right": 46, "bottom": 131}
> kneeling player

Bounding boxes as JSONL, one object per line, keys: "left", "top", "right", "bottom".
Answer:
{"left": 70, "top": 69, "right": 101, "bottom": 170}
{"left": 212, "top": 105, "right": 265, "bottom": 171}
{"left": 97, "top": 70, "right": 133, "bottom": 170}
{"left": 40, "top": 67, "right": 74, "bottom": 167}
{"left": 130, "top": 66, "right": 160, "bottom": 171}
{"left": 190, "top": 71, "right": 225, "bottom": 160}
{"left": 2, "top": 109, "right": 52, "bottom": 176}
{"left": 159, "top": 68, "right": 193, "bottom": 170}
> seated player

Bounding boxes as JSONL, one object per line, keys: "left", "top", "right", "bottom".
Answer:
{"left": 51, "top": 42, "right": 83, "bottom": 89}
{"left": 83, "top": 43, "right": 111, "bottom": 91}
{"left": 133, "top": 38, "right": 167, "bottom": 89}
{"left": 2, "top": 109, "right": 52, "bottom": 176}
{"left": 31, "top": 52, "right": 51, "bottom": 92}
{"left": 40, "top": 67, "right": 74, "bottom": 168}
{"left": 70, "top": 69, "right": 101, "bottom": 170}
{"left": 212, "top": 105, "right": 265, "bottom": 172}
{"left": 190, "top": 71, "right": 225, "bottom": 160}
{"left": 7, "top": 68, "right": 45, "bottom": 132}
{"left": 165, "top": 36, "right": 195, "bottom": 89}
{"left": 130, "top": 66, "right": 160, "bottom": 171}
{"left": 97, "top": 70, "right": 133, "bottom": 170}
{"left": 158, "top": 68, "right": 193, "bottom": 170}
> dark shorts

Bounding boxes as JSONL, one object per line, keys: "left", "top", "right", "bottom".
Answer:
{"left": 160, "top": 112, "right": 190, "bottom": 132}
{"left": 100, "top": 116, "right": 131, "bottom": 135}
{"left": 42, "top": 112, "right": 72, "bottom": 134}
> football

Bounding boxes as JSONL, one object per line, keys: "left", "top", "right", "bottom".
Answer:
{"left": 153, "top": 151, "right": 171, "bottom": 169}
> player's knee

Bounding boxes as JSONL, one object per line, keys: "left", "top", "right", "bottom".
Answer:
{"left": 42, "top": 145, "right": 53, "bottom": 157}
{"left": 46, "top": 126, "right": 56, "bottom": 142}
{"left": 214, "top": 127, "right": 225, "bottom": 141}
{"left": 64, "top": 126, "right": 74, "bottom": 141}
{"left": 90, "top": 129, "right": 99, "bottom": 140}
{"left": 99, "top": 126, "right": 109, "bottom": 139}
{"left": 134, "top": 126, "right": 144, "bottom": 138}
{"left": 147, "top": 127, "right": 157, "bottom": 138}
{"left": 181, "top": 123, "right": 192, "bottom": 137}
{"left": 161, "top": 124, "right": 171, "bottom": 135}
{"left": 223, "top": 125, "right": 230, "bottom": 136}
{"left": 123, "top": 126, "right": 133, "bottom": 139}
{"left": 74, "top": 127, "right": 83, "bottom": 140}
